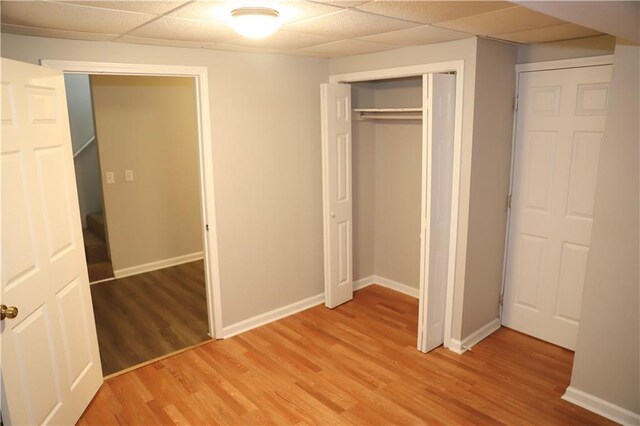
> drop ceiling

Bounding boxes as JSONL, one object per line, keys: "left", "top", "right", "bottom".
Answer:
{"left": 0, "top": 0, "right": 603, "bottom": 58}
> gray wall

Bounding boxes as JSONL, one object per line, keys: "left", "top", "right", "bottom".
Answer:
{"left": 0, "top": 33, "right": 328, "bottom": 328}
{"left": 64, "top": 74, "right": 102, "bottom": 228}
{"left": 569, "top": 43, "right": 639, "bottom": 415}
{"left": 517, "top": 34, "right": 615, "bottom": 64}
{"left": 91, "top": 75, "right": 202, "bottom": 272}
{"left": 461, "top": 38, "right": 517, "bottom": 338}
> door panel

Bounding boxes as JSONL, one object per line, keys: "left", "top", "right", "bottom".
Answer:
{"left": 321, "top": 83, "right": 353, "bottom": 308}
{"left": 502, "top": 65, "right": 612, "bottom": 350}
{"left": 419, "top": 73, "right": 456, "bottom": 352}
{"left": 1, "top": 58, "right": 103, "bottom": 425}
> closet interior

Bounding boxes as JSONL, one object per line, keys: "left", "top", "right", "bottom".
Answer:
{"left": 351, "top": 76, "right": 424, "bottom": 295}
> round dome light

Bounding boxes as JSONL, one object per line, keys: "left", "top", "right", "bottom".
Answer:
{"left": 230, "top": 7, "right": 280, "bottom": 39}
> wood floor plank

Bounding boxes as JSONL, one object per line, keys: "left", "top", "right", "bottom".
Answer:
{"left": 80, "top": 285, "right": 614, "bottom": 425}
{"left": 90, "top": 261, "right": 210, "bottom": 375}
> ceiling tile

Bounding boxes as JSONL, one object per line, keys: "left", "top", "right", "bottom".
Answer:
{"left": 51, "top": 1, "right": 190, "bottom": 16}
{"left": 117, "top": 35, "right": 216, "bottom": 49}
{"left": 493, "top": 23, "right": 602, "bottom": 44}
{"left": 355, "top": 1, "right": 512, "bottom": 25}
{"left": 0, "top": 23, "right": 117, "bottom": 41}
{"left": 308, "top": 0, "right": 370, "bottom": 6}
{"left": 1, "top": 1, "right": 156, "bottom": 34}
{"left": 282, "top": 8, "right": 417, "bottom": 38}
{"left": 128, "top": 16, "right": 238, "bottom": 43}
{"left": 206, "top": 43, "right": 283, "bottom": 54}
{"left": 224, "top": 30, "right": 339, "bottom": 50}
{"left": 299, "top": 39, "right": 398, "bottom": 57}
{"left": 170, "top": 0, "right": 343, "bottom": 25}
{"left": 357, "top": 24, "right": 469, "bottom": 45}
{"left": 436, "top": 5, "right": 565, "bottom": 36}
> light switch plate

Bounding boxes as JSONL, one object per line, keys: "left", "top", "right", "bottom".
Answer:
{"left": 125, "top": 170, "right": 134, "bottom": 182}
{"left": 106, "top": 171, "right": 115, "bottom": 184}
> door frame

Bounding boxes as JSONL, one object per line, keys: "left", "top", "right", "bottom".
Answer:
{"left": 329, "top": 60, "right": 464, "bottom": 351}
{"left": 498, "top": 54, "right": 614, "bottom": 321}
{"left": 41, "top": 59, "right": 224, "bottom": 339}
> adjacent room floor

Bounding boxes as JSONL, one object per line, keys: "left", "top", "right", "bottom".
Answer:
{"left": 90, "top": 260, "right": 210, "bottom": 376}
{"left": 80, "top": 285, "right": 611, "bottom": 424}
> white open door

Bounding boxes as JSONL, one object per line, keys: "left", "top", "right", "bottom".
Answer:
{"left": 418, "top": 73, "right": 457, "bottom": 353}
{"left": 320, "top": 83, "right": 353, "bottom": 308}
{"left": 1, "top": 58, "right": 103, "bottom": 424}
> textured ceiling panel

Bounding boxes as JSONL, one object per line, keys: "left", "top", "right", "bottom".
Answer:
{"left": 57, "top": 1, "right": 191, "bottom": 16}
{"left": 355, "top": 0, "right": 512, "bottom": 25}
{"left": 358, "top": 24, "right": 468, "bottom": 45}
{"left": 436, "top": 5, "right": 565, "bottom": 36}
{"left": 128, "top": 16, "right": 238, "bottom": 42}
{"left": 0, "top": 22, "right": 117, "bottom": 41}
{"left": 117, "top": 35, "right": 216, "bottom": 49}
{"left": 494, "top": 22, "right": 601, "bottom": 43}
{"left": 0, "top": 0, "right": 605, "bottom": 58}
{"left": 224, "top": 30, "right": 339, "bottom": 50}
{"left": 282, "top": 8, "right": 417, "bottom": 38}
{"left": 172, "top": 0, "right": 343, "bottom": 25}
{"left": 299, "top": 38, "right": 398, "bottom": 57}
{"left": 1, "top": 1, "right": 155, "bottom": 34}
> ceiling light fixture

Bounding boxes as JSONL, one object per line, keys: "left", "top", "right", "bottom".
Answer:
{"left": 230, "top": 7, "right": 280, "bottom": 39}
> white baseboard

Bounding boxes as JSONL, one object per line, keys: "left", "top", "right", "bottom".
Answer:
{"left": 353, "top": 274, "right": 419, "bottom": 299}
{"left": 222, "top": 293, "right": 325, "bottom": 339}
{"left": 113, "top": 251, "right": 204, "bottom": 279}
{"left": 447, "top": 339, "right": 465, "bottom": 354}
{"left": 563, "top": 386, "right": 640, "bottom": 425}
{"left": 447, "top": 317, "right": 501, "bottom": 355}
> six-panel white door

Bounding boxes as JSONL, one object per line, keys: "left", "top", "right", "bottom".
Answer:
{"left": 1, "top": 58, "right": 103, "bottom": 424}
{"left": 320, "top": 83, "right": 354, "bottom": 308}
{"left": 502, "top": 65, "right": 612, "bottom": 350}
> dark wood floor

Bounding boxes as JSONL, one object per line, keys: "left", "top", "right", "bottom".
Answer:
{"left": 80, "top": 285, "right": 611, "bottom": 425}
{"left": 90, "top": 260, "right": 210, "bottom": 376}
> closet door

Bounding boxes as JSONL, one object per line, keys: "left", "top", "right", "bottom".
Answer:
{"left": 418, "top": 73, "right": 456, "bottom": 352}
{"left": 320, "top": 83, "right": 353, "bottom": 308}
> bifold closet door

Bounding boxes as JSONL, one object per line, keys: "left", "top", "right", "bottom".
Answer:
{"left": 418, "top": 73, "right": 457, "bottom": 353}
{"left": 320, "top": 83, "right": 354, "bottom": 308}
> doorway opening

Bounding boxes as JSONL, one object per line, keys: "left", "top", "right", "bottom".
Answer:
{"left": 48, "top": 60, "right": 223, "bottom": 376}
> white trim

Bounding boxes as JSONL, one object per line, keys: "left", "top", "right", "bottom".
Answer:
{"left": 461, "top": 318, "right": 501, "bottom": 351}
{"left": 563, "top": 387, "right": 640, "bottom": 425}
{"left": 222, "top": 293, "right": 325, "bottom": 339}
{"left": 447, "top": 339, "right": 465, "bottom": 355}
{"left": 327, "top": 60, "right": 464, "bottom": 354}
{"left": 73, "top": 136, "right": 95, "bottom": 158}
{"left": 353, "top": 276, "right": 375, "bottom": 291}
{"left": 351, "top": 275, "right": 419, "bottom": 299}
{"left": 329, "top": 61, "right": 464, "bottom": 84}
{"left": 113, "top": 252, "right": 204, "bottom": 279}
{"left": 515, "top": 55, "right": 614, "bottom": 73}
{"left": 446, "top": 318, "right": 501, "bottom": 354}
{"left": 40, "top": 59, "right": 224, "bottom": 339}
{"left": 373, "top": 275, "right": 419, "bottom": 299}
{"left": 88, "top": 277, "right": 115, "bottom": 286}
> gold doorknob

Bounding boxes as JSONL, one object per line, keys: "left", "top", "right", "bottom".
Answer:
{"left": 1, "top": 305, "right": 18, "bottom": 320}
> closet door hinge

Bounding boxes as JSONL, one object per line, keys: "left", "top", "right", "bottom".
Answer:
{"left": 499, "top": 293, "right": 504, "bottom": 306}
{"left": 514, "top": 96, "right": 519, "bottom": 111}
{"left": 507, "top": 194, "right": 512, "bottom": 209}
{"left": 206, "top": 224, "right": 210, "bottom": 231}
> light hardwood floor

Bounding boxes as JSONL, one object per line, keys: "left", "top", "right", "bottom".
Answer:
{"left": 90, "top": 260, "right": 210, "bottom": 376}
{"left": 79, "top": 285, "right": 612, "bottom": 425}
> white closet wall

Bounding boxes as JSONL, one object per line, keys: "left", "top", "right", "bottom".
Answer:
{"left": 352, "top": 77, "right": 423, "bottom": 289}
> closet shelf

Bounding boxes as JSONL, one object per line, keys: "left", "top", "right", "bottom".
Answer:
{"left": 352, "top": 107, "right": 423, "bottom": 121}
